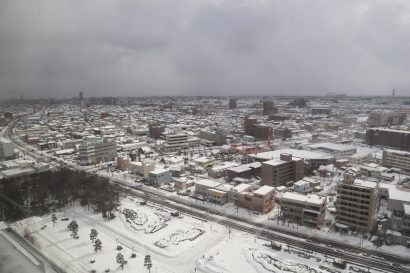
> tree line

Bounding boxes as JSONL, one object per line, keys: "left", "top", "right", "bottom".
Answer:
{"left": 0, "top": 168, "right": 120, "bottom": 221}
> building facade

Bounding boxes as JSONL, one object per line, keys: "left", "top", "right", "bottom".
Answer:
{"left": 79, "top": 138, "right": 117, "bottom": 165}
{"left": 261, "top": 154, "right": 304, "bottom": 187}
{"left": 382, "top": 149, "right": 410, "bottom": 175}
{"left": 280, "top": 192, "right": 326, "bottom": 228}
{"left": 335, "top": 178, "right": 379, "bottom": 234}
{"left": 366, "top": 128, "right": 410, "bottom": 151}
{"left": 163, "top": 133, "right": 188, "bottom": 152}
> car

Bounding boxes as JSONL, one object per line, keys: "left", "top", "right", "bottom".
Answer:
{"left": 391, "top": 263, "right": 401, "bottom": 268}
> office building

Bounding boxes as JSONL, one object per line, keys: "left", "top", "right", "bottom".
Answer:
{"left": 163, "top": 133, "right": 188, "bottom": 152}
{"left": 263, "top": 100, "right": 278, "bottom": 116}
{"left": 199, "top": 129, "right": 227, "bottom": 145}
{"left": 149, "top": 122, "right": 165, "bottom": 139}
{"left": 229, "top": 98, "right": 237, "bottom": 109}
{"left": 79, "top": 138, "right": 117, "bottom": 165}
{"left": 367, "top": 112, "right": 407, "bottom": 127}
{"left": 382, "top": 149, "right": 410, "bottom": 174}
{"left": 335, "top": 177, "right": 379, "bottom": 234}
{"left": 366, "top": 128, "right": 410, "bottom": 151}
{"left": 280, "top": 192, "right": 326, "bottom": 228}
{"left": 261, "top": 154, "right": 304, "bottom": 187}
{"left": 237, "top": 185, "right": 275, "bottom": 214}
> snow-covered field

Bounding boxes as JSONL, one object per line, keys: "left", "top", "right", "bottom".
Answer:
{"left": 9, "top": 197, "right": 393, "bottom": 273}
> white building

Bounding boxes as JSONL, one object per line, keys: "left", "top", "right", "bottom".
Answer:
{"left": 128, "top": 160, "right": 155, "bottom": 178}
{"left": 163, "top": 133, "right": 188, "bottom": 152}
{"left": 382, "top": 149, "right": 410, "bottom": 175}
{"left": 79, "top": 138, "right": 117, "bottom": 165}
{"left": 0, "top": 137, "right": 16, "bottom": 161}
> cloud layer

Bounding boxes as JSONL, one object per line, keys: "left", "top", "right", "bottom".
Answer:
{"left": 1, "top": 0, "right": 410, "bottom": 99}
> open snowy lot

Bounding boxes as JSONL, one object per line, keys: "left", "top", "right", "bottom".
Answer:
{"left": 10, "top": 197, "right": 393, "bottom": 273}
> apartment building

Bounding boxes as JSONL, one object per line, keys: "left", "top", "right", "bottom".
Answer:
{"left": 229, "top": 98, "right": 237, "bottom": 109}
{"left": 366, "top": 128, "right": 410, "bottom": 151}
{"left": 280, "top": 192, "right": 326, "bottom": 228}
{"left": 262, "top": 100, "right": 278, "bottom": 116}
{"left": 261, "top": 153, "right": 304, "bottom": 187}
{"left": 311, "top": 107, "right": 331, "bottom": 116}
{"left": 335, "top": 178, "right": 379, "bottom": 234}
{"left": 382, "top": 149, "right": 410, "bottom": 175}
{"left": 253, "top": 124, "right": 273, "bottom": 141}
{"left": 162, "top": 133, "right": 188, "bottom": 152}
{"left": 244, "top": 116, "right": 257, "bottom": 136}
{"left": 79, "top": 138, "right": 117, "bottom": 165}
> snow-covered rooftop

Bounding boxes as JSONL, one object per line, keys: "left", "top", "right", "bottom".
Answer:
{"left": 253, "top": 149, "right": 333, "bottom": 161}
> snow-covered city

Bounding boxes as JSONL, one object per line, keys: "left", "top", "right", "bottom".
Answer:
{"left": 2, "top": 1, "right": 410, "bottom": 273}
{"left": 1, "top": 95, "right": 410, "bottom": 273}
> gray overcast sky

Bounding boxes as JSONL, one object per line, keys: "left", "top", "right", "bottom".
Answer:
{"left": 1, "top": 0, "right": 410, "bottom": 99}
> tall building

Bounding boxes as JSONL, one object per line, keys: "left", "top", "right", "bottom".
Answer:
{"left": 335, "top": 177, "right": 379, "bottom": 234}
{"left": 262, "top": 100, "right": 278, "bottom": 116}
{"left": 79, "top": 91, "right": 85, "bottom": 108}
{"left": 229, "top": 99, "right": 237, "bottom": 109}
{"left": 253, "top": 124, "right": 273, "bottom": 141}
{"left": 366, "top": 128, "right": 410, "bottom": 151}
{"left": 261, "top": 153, "right": 304, "bottom": 187}
{"left": 79, "top": 138, "right": 117, "bottom": 165}
{"left": 382, "top": 149, "right": 410, "bottom": 174}
{"left": 148, "top": 122, "right": 165, "bottom": 139}
{"left": 243, "top": 116, "right": 257, "bottom": 136}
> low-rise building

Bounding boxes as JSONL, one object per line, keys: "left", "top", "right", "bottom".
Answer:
{"left": 237, "top": 185, "right": 275, "bottom": 214}
{"left": 79, "top": 138, "right": 117, "bottom": 165}
{"left": 280, "top": 192, "right": 326, "bottom": 228}
{"left": 148, "top": 169, "right": 171, "bottom": 186}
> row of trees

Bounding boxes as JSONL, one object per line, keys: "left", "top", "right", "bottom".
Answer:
{"left": 0, "top": 168, "right": 120, "bottom": 221}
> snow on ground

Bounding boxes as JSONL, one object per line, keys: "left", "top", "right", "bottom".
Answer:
{"left": 0, "top": 232, "right": 44, "bottom": 273}
{"left": 196, "top": 230, "right": 386, "bottom": 273}
{"left": 9, "top": 196, "right": 398, "bottom": 273}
